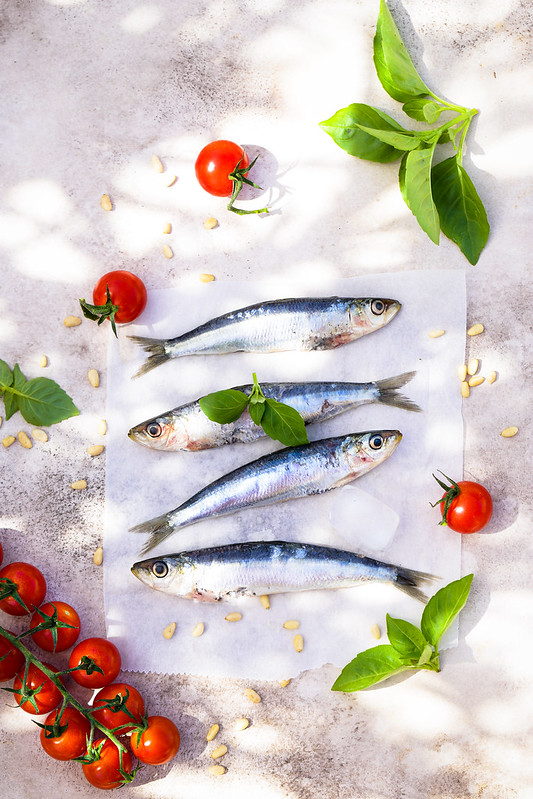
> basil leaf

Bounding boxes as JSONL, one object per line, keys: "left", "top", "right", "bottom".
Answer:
{"left": 355, "top": 124, "right": 422, "bottom": 151}
{"left": 421, "top": 573, "right": 473, "bottom": 648}
{"left": 386, "top": 614, "right": 427, "bottom": 659}
{"left": 248, "top": 400, "right": 265, "bottom": 426}
{"left": 319, "top": 104, "right": 406, "bottom": 163}
{"left": 402, "top": 142, "right": 440, "bottom": 244}
{"left": 261, "top": 398, "right": 309, "bottom": 447}
{"left": 373, "top": 0, "right": 431, "bottom": 102}
{"left": 198, "top": 390, "right": 249, "bottom": 425}
{"left": 16, "top": 375, "right": 79, "bottom": 426}
{"left": 0, "top": 359, "right": 13, "bottom": 390}
{"left": 3, "top": 363, "right": 26, "bottom": 420}
{"left": 431, "top": 156, "right": 490, "bottom": 265}
{"left": 402, "top": 98, "right": 442, "bottom": 124}
{"left": 332, "top": 645, "right": 414, "bottom": 692}
{"left": 417, "top": 643, "right": 435, "bottom": 668}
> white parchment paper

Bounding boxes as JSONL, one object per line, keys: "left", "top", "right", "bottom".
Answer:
{"left": 103, "top": 269, "right": 465, "bottom": 679}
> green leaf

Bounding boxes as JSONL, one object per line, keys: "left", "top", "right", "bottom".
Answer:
{"left": 402, "top": 98, "right": 443, "bottom": 124}
{"left": 0, "top": 359, "right": 13, "bottom": 390}
{"left": 261, "top": 398, "right": 309, "bottom": 447}
{"left": 332, "top": 645, "right": 414, "bottom": 692}
{"left": 249, "top": 400, "right": 265, "bottom": 426}
{"left": 373, "top": 0, "right": 431, "bottom": 103}
{"left": 199, "top": 390, "right": 249, "bottom": 425}
{"left": 16, "top": 376, "right": 79, "bottom": 426}
{"left": 421, "top": 573, "right": 473, "bottom": 647}
{"left": 3, "top": 363, "right": 26, "bottom": 420}
{"left": 402, "top": 142, "right": 440, "bottom": 244}
{"left": 355, "top": 124, "right": 422, "bottom": 151}
{"left": 386, "top": 614, "right": 427, "bottom": 659}
{"left": 319, "top": 104, "right": 407, "bottom": 163}
{"left": 431, "top": 156, "right": 490, "bottom": 265}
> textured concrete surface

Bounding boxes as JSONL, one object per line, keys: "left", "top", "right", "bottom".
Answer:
{"left": 1, "top": 1, "right": 532, "bottom": 797}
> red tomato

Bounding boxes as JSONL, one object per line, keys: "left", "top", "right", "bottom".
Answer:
{"left": 82, "top": 739, "right": 133, "bottom": 790}
{"left": 195, "top": 140, "right": 250, "bottom": 197}
{"left": 434, "top": 473, "right": 493, "bottom": 534}
{"left": 13, "top": 661, "right": 63, "bottom": 715}
{"left": 130, "top": 715, "right": 180, "bottom": 765}
{"left": 92, "top": 682, "right": 145, "bottom": 734}
{"left": 0, "top": 561, "right": 47, "bottom": 616}
{"left": 30, "top": 601, "right": 81, "bottom": 652}
{"left": 92, "top": 270, "right": 147, "bottom": 324}
{"left": 0, "top": 629, "right": 25, "bottom": 682}
{"left": 68, "top": 637, "right": 121, "bottom": 689}
{"left": 40, "top": 707, "right": 91, "bottom": 761}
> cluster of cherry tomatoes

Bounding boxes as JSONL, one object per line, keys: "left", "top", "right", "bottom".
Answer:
{"left": 0, "top": 542, "right": 180, "bottom": 790}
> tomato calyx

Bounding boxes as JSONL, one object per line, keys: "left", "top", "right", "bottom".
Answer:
{"left": 227, "top": 156, "right": 269, "bottom": 216}
{"left": 77, "top": 738, "right": 139, "bottom": 785}
{"left": 33, "top": 705, "right": 71, "bottom": 739}
{"left": 92, "top": 687, "right": 146, "bottom": 734}
{"left": 430, "top": 471, "right": 461, "bottom": 526}
{"left": 0, "top": 577, "right": 30, "bottom": 614}
{"left": 60, "top": 654, "right": 105, "bottom": 679}
{"left": 79, "top": 285, "right": 120, "bottom": 338}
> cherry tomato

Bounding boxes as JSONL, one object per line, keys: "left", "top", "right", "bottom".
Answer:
{"left": 0, "top": 629, "right": 25, "bottom": 682}
{"left": 434, "top": 473, "right": 493, "bottom": 534}
{"left": 68, "top": 637, "right": 121, "bottom": 689}
{"left": 92, "top": 682, "right": 145, "bottom": 734}
{"left": 82, "top": 739, "right": 133, "bottom": 790}
{"left": 40, "top": 707, "right": 92, "bottom": 761}
{"left": 13, "top": 661, "right": 63, "bottom": 715}
{"left": 195, "top": 140, "right": 250, "bottom": 197}
{"left": 92, "top": 271, "right": 147, "bottom": 325}
{"left": 0, "top": 561, "right": 47, "bottom": 616}
{"left": 130, "top": 715, "right": 180, "bottom": 765}
{"left": 30, "top": 601, "right": 81, "bottom": 652}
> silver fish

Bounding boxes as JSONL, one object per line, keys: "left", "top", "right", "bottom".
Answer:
{"left": 131, "top": 540, "right": 435, "bottom": 603}
{"left": 128, "top": 372, "right": 420, "bottom": 452}
{"left": 131, "top": 430, "right": 402, "bottom": 554}
{"left": 129, "top": 296, "right": 401, "bottom": 377}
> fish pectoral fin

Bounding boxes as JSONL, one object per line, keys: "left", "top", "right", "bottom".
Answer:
{"left": 186, "top": 590, "right": 220, "bottom": 602}
{"left": 330, "top": 474, "right": 358, "bottom": 489}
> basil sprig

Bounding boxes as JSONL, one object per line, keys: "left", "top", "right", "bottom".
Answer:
{"left": 0, "top": 359, "right": 78, "bottom": 426}
{"left": 199, "top": 373, "right": 309, "bottom": 447}
{"left": 332, "top": 574, "right": 473, "bottom": 692}
{"left": 320, "top": 0, "right": 489, "bottom": 264}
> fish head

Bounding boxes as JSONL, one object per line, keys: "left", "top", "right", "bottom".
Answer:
{"left": 343, "top": 430, "right": 402, "bottom": 476}
{"left": 128, "top": 413, "right": 190, "bottom": 451}
{"left": 131, "top": 554, "right": 197, "bottom": 596}
{"left": 352, "top": 298, "right": 401, "bottom": 334}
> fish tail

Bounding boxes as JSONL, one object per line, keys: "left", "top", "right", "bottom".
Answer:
{"left": 375, "top": 371, "right": 421, "bottom": 413}
{"left": 394, "top": 565, "right": 437, "bottom": 603}
{"left": 128, "top": 336, "right": 170, "bottom": 378}
{"left": 130, "top": 513, "right": 175, "bottom": 555}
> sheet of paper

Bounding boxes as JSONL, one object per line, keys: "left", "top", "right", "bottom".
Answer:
{"left": 103, "top": 269, "right": 465, "bottom": 679}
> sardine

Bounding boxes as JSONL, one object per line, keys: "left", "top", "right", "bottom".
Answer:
{"left": 131, "top": 430, "right": 402, "bottom": 554}
{"left": 128, "top": 372, "right": 420, "bottom": 452}
{"left": 129, "top": 296, "right": 401, "bottom": 377}
{"left": 131, "top": 540, "right": 435, "bottom": 603}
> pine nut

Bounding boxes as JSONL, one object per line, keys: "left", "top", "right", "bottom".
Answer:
{"left": 93, "top": 546, "right": 104, "bottom": 565}
{"left": 163, "top": 222, "right": 172, "bottom": 234}
{"left": 0, "top": 416, "right": 2, "bottom": 429}
{"left": 487, "top": 371, "right": 497, "bottom": 384}
{"left": 88, "top": 369, "right": 100, "bottom": 388}
{"left": 225, "top": 612, "right": 242, "bottom": 622}
{"left": 97, "top": 419, "right": 107, "bottom": 436}
{"left": 2, "top": 435, "right": 16, "bottom": 448}
{"left": 71, "top": 480, "right": 87, "bottom": 490}
{"left": 199, "top": 273, "right": 215, "bottom": 283}
{"left": 467, "top": 323, "right": 484, "bottom": 336}
{"left": 151, "top": 155, "right": 164, "bottom": 173}
{"left": 32, "top": 429, "right": 48, "bottom": 443}
{"left": 501, "top": 426, "right": 518, "bottom": 438}
{"left": 469, "top": 375, "right": 485, "bottom": 387}
{"left": 100, "top": 194, "right": 113, "bottom": 211}
{"left": 279, "top": 679, "right": 291, "bottom": 688}
{"left": 244, "top": 688, "right": 261, "bottom": 704}
{"left": 371, "top": 623, "right": 381, "bottom": 640}
{"left": 208, "top": 764, "right": 226, "bottom": 776}
{"left": 17, "top": 431, "right": 32, "bottom": 449}
{"left": 234, "top": 718, "right": 249, "bottom": 731}
{"left": 163, "top": 622, "right": 176, "bottom": 640}
{"left": 87, "top": 444, "right": 105, "bottom": 457}
{"left": 259, "top": 595, "right": 270, "bottom": 610}
{"left": 192, "top": 622, "right": 205, "bottom": 637}
{"left": 293, "top": 634, "right": 304, "bottom": 652}
{"left": 39, "top": 355, "right": 48, "bottom": 367}
{"left": 164, "top": 174, "right": 177, "bottom": 187}
{"left": 283, "top": 620, "right": 299, "bottom": 630}
{"left": 206, "top": 724, "right": 219, "bottom": 742}
{"left": 210, "top": 745, "right": 227, "bottom": 759}
{"left": 64, "top": 315, "right": 82, "bottom": 327}
{"left": 461, "top": 381, "right": 470, "bottom": 398}
{"left": 428, "top": 329, "right": 445, "bottom": 338}
{"left": 467, "top": 358, "right": 479, "bottom": 376}
{"left": 163, "top": 244, "right": 173, "bottom": 259}
{"left": 203, "top": 217, "right": 218, "bottom": 229}
{"left": 458, "top": 364, "right": 467, "bottom": 381}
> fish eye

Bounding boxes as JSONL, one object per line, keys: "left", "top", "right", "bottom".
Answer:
{"left": 146, "top": 422, "right": 162, "bottom": 438}
{"left": 369, "top": 434, "right": 384, "bottom": 450}
{"left": 371, "top": 299, "right": 385, "bottom": 316}
{"left": 151, "top": 560, "right": 168, "bottom": 578}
